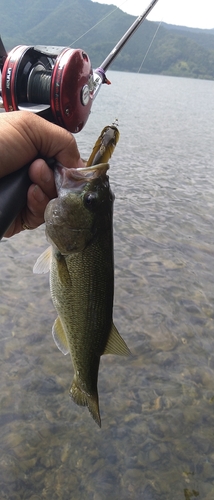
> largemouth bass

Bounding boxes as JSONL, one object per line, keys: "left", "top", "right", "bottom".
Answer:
{"left": 34, "top": 162, "right": 130, "bottom": 427}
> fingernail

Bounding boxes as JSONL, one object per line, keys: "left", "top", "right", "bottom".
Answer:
{"left": 33, "top": 185, "right": 45, "bottom": 202}
{"left": 41, "top": 168, "right": 52, "bottom": 183}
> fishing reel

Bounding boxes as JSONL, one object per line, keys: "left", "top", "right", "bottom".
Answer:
{"left": 1, "top": 44, "right": 98, "bottom": 133}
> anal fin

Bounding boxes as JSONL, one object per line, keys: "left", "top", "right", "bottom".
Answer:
{"left": 103, "top": 323, "right": 131, "bottom": 356}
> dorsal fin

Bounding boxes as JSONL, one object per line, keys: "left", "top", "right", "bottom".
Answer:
{"left": 33, "top": 246, "right": 52, "bottom": 274}
{"left": 103, "top": 323, "right": 131, "bottom": 356}
{"left": 52, "top": 317, "right": 69, "bottom": 355}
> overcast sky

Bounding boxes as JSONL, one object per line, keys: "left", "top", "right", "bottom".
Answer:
{"left": 91, "top": 0, "right": 214, "bottom": 29}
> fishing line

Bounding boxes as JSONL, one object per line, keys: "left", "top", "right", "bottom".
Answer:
{"left": 137, "top": 19, "right": 162, "bottom": 73}
{"left": 69, "top": 0, "right": 129, "bottom": 46}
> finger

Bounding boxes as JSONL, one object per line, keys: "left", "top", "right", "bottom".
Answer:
{"left": 3, "top": 184, "right": 48, "bottom": 237}
{"left": 22, "top": 112, "right": 85, "bottom": 169}
{"left": 27, "top": 115, "right": 84, "bottom": 168}
{"left": 0, "top": 112, "right": 85, "bottom": 176}
{"left": 23, "top": 184, "right": 50, "bottom": 229}
{"left": 28, "top": 159, "right": 57, "bottom": 200}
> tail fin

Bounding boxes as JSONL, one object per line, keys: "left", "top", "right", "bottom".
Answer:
{"left": 69, "top": 380, "right": 101, "bottom": 428}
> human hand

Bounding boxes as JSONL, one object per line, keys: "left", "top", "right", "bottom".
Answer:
{"left": 0, "top": 111, "right": 84, "bottom": 237}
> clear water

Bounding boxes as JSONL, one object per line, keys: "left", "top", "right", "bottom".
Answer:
{"left": 1, "top": 71, "right": 214, "bottom": 499}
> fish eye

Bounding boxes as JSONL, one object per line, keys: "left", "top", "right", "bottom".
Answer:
{"left": 84, "top": 192, "right": 98, "bottom": 210}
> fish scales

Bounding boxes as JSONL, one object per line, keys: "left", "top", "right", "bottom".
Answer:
{"left": 50, "top": 231, "right": 114, "bottom": 379}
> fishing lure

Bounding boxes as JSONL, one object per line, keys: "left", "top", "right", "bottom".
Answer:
{"left": 87, "top": 120, "right": 120, "bottom": 166}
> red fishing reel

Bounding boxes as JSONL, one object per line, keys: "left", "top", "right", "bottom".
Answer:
{"left": 1, "top": 45, "right": 94, "bottom": 132}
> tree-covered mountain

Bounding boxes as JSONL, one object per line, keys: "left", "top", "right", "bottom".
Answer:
{"left": 1, "top": 0, "right": 214, "bottom": 80}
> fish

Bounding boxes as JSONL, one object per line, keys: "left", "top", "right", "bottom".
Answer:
{"left": 33, "top": 162, "right": 130, "bottom": 427}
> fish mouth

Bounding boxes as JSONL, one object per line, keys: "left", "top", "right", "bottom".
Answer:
{"left": 55, "top": 162, "right": 109, "bottom": 193}
{"left": 71, "top": 163, "right": 109, "bottom": 178}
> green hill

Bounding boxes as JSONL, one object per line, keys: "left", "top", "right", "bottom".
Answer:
{"left": 1, "top": 0, "right": 214, "bottom": 80}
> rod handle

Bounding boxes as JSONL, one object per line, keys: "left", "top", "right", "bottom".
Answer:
{"left": 0, "top": 158, "right": 55, "bottom": 240}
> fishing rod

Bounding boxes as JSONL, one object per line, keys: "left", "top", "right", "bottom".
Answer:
{"left": 100, "top": 0, "right": 160, "bottom": 72}
{"left": 0, "top": 0, "right": 160, "bottom": 239}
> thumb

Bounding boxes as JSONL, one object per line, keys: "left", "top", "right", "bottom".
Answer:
{"left": 31, "top": 114, "right": 83, "bottom": 168}
{"left": 0, "top": 111, "right": 84, "bottom": 177}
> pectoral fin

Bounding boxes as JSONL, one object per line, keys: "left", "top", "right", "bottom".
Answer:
{"left": 103, "top": 323, "right": 131, "bottom": 356}
{"left": 33, "top": 246, "right": 52, "bottom": 274}
{"left": 52, "top": 317, "right": 69, "bottom": 355}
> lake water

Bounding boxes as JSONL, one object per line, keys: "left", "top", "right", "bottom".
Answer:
{"left": 1, "top": 71, "right": 214, "bottom": 499}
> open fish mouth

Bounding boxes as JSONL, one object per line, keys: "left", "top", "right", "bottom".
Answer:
{"left": 73, "top": 163, "right": 109, "bottom": 176}
{"left": 55, "top": 162, "right": 109, "bottom": 194}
